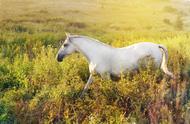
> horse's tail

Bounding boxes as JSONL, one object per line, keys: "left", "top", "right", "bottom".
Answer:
{"left": 158, "top": 45, "right": 175, "bottom": 79}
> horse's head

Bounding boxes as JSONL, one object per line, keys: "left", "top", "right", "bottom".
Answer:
{"left": 57, "top": 33, "right": 77, "bottom": 62}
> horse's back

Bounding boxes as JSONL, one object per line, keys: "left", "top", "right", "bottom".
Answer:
{"left": 117, "top": 42, "right": 162, "bottom": 58}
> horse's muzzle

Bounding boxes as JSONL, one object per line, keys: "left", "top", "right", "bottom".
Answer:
{"left": 57, "top": 54, "right": 65, "bottom": 62}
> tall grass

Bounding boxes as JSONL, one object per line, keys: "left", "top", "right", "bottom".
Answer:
{"left": 1, "top": 26, "right": 190, "bottom": 123}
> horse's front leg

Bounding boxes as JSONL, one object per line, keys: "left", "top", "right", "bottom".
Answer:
{"left": 80, "top": 63, "right": 96, "bottom": 97}
{"left": 80, "top": 74, "right": 93, "bottom": 97}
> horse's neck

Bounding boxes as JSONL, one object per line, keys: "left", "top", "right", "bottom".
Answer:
{"left": 71, "top": 37, "right": 112, "bottom": 63}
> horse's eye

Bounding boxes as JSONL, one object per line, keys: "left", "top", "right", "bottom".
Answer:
{"left": 64, "top": 44, "right": 69, "bottom": 47}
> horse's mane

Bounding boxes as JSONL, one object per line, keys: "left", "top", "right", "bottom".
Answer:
{"left": 69, "top": 35, "right": 113, "bottom": 48}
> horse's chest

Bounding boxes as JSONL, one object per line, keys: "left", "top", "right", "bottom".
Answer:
{"left": 96, "top": 64, "right": 110, "bottom": 73}
{"left": 92, "top": 60, "right": 111, "bottom": 74}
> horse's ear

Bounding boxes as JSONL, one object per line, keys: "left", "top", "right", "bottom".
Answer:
{"left": 65, "top": 32, "right": 70, "bottom": 37}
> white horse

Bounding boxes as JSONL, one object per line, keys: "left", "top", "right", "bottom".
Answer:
{"left": 57, "top": 33, "right": 174, "bottom": 95}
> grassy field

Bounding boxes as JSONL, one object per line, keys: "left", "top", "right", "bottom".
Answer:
{"left": 0, "top": 0, "right": 190, "bottom": 123}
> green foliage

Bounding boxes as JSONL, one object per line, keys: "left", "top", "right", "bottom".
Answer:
{"left": 0, "top": 30, "right": 189, "bottom": 123}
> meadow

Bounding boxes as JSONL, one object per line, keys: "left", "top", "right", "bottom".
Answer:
{"left": 0, "top": 0, "right": 190, "bottom": 123}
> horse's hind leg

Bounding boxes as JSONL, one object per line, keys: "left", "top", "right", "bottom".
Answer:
{"left": 110, "top": 73, "right": 120, "bottom": 81}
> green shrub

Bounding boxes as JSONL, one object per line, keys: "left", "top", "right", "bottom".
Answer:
{"left": 174, "top": 16, "right": 184, "bottom": 30}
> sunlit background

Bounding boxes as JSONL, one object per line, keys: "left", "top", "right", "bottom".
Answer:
{"left": 1, "top": 0, "right": 190, "bottom": 32}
